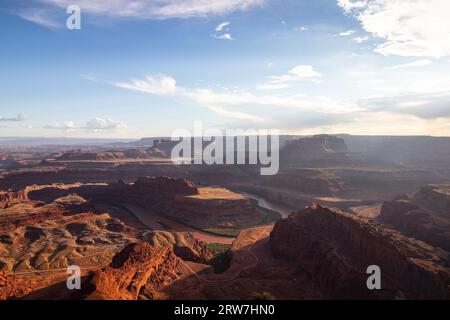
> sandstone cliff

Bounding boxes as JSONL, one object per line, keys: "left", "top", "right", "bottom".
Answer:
{"left": 0, "top": 190, "right": 28, "bottom": 208}
{"left": 271, "top": 204, "right": 450, "bottom": 299}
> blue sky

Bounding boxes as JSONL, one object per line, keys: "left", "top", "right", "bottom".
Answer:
{"left": 1, "top": 0, "right": 450, "bottom": 138}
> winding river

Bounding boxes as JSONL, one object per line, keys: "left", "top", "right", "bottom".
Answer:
{"left": 240, "top": 192, "right": 292, "bottom": 218}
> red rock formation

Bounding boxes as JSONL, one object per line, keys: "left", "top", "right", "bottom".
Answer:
{"left": 0, "top": 190, "right": 28, "bottom": 208}
{"left": 0, "top": 271, "right": 35, "bottom": 300}
{"left": 85, "top": 242, "right": 181, "bottom": 300}
{"left": 172, "top": 233, "right": 213, "bottom": 263}
{"left": 271, "top": 204, "right": 450, "bottom": 299}
{"left": 0, "top": 206, "right": 63, "bottom": 231}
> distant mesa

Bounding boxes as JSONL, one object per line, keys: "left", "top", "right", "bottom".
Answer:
{"left": 280, "top": 135, "right": 357, "bottom": 168}
{"left": 284, "top": 134, "right": 349, "bottom": 154}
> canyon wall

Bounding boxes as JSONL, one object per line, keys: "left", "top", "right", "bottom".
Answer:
{"left": 271, "top": 204, "right": 450, "bottom": 299}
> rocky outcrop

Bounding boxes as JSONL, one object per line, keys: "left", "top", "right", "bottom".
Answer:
{"left": 84, "top": 242, "right": 181, "bottom": 300}
{"left": 0, "top": 193, "right": 96, "bottom": 231}
{"left": 379, "top": 185, "right": 450, "bottom": 251}
{"left": 0, "top": 205, "right": 63, "bottom": 231}
{"left": 0, "top": 271, "right": 35, "bottom": 300}
{"left": 0, "top": 190, "right": 28, "bottom": 208}
{"left": 143, "top": 231, "right": 213, "bottom": 263}
{"left": 172, "top": 233, "right": 213, "bottom": 263}
{"left": 271, "top": 204, "right": 450, "bottom": 299}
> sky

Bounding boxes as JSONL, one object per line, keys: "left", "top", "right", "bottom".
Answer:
{"left": 1, "top": 0, "right": 450, "bottom": 138}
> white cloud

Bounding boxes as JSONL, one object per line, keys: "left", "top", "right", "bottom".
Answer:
{"left": 85, "top": 118, "right": 127, "bottom": 130}
{"left": 339, "top": 29, "right": 356, "bottom": 36}
{"left": 44, "top": 121, "right": 76, "bottom": 130}
{"left": 386, "top": 59, "right": 432, "bottom": 70}
{"left": 206, "top": 106, "right": 264, "bottom": 122}
{"left": 0, "top": 114, "right": 28, "bottom": 122}
{"left": 295, "top": 26, "right": 308, "bottom": 32}
{"left": 256, "top": 83, "right": 291, "bottom": 91}
{"left": 337, "top": 0, "right": 368, "bottom": 12}
{"left": 266, "top": 65, "right": 323, "bottom": 85}
{"left": 337, "top": 0, "right": 450, "bottom": 57}
{"left": 44, "top": 118, "right": 127, "bottom": 131}
{"left": 37, "top": 0, "right": 263, "bottom": 20}
{"left": 215, "top": 21, "right": 230, "bottom": 31}
{"left": 211, "top": 33, "right": 234, "bottom": 40}
{"left": 353, "top": 35, "right": 369, "bottom": 43}
{"left": 211, "top": 21, "right": 234, "bottom": 40}
{"left": 115, "top": 74, "right": 177, "bottom": 95}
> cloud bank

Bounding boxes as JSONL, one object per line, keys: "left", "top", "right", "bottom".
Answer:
{"left": 44, "top": 118, "right": 127, "bottom": 131}
{"left": 337, "top": 0, "right": 450, "bottom": 57}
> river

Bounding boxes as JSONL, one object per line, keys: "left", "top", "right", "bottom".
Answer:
{"left": 240, "top": 192, "right": 292, "bottom": 218}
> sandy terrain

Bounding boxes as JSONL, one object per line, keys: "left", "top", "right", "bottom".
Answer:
{"left": 185, "top": 187, "right": 246, "bottom": 200}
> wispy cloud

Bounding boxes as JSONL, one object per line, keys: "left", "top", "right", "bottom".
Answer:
{"left": 44, "top": 118, "right": 127, "bottom": 131}
{"left": 34, "top": 0, "right": 264, "bottom": 20}
{"left": 115, "top": 74, "right": 177, "bottom": 95}
{"left": 211, "top": 21, "right": 234, "bottom": 40}
{"left": 16, "top": 8, "right": 61, "bottom": 28}
{"left": 386, "top": 59, "right": 432, "bottom": 70}
{"left": 215, "top": 21, "right": 230, "bottom": 32}
{"left": 206, "top": 106, "right": 264, "bottom": 122}
{"left": 211, "top": 33, "right": 234, "bottom": 40}
{"left": 265, "top": 65, "right": 323, "bottom": 86}
{"left": 353, "top": 35, "right": 369, "bottom": 43}
{"left": 113, "top": 72, "right": 359, "bottom": 125}
{"left": 339, "top": 29, "right": 355, "bottom": 36}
